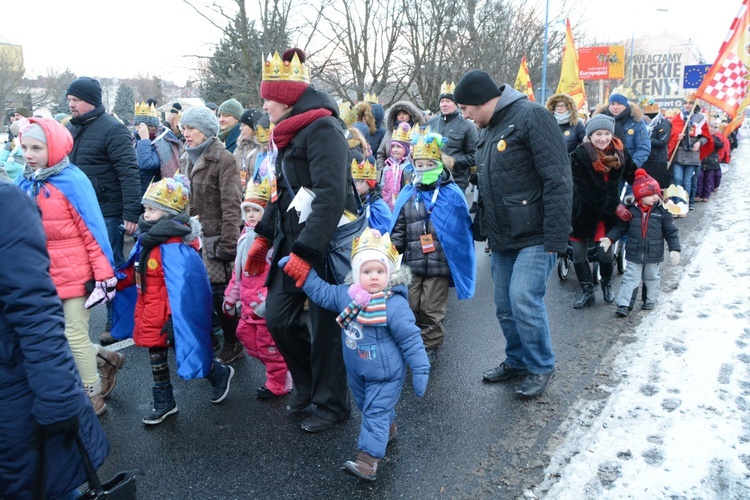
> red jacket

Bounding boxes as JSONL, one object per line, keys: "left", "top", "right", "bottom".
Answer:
{"left": 668, "top": 112, "right": 713, "bottom": 162}
{"left": 117, "top": 237, "right": 201, "bottom": 347}
{"left": 36, "top": 183, "right": 113, "bottom": 300}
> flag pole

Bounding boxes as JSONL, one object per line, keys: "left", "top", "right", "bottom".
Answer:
{"left": 541, "top": 0, "right": 550, "bottom": 103}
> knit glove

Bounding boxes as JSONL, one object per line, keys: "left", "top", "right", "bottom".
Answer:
{"left": 283, "top": 253, "right": 312, "bottom": 288}
{"left": 244, "top": 237, "right": 271, "bottom": 276}
{"left": 615, "top": 204, "right": 633, "bottom": 222}
{"left": 670, "top": 251, "right": 680, "bottom": 266}
{"left": 413, "top": 372, "right": 429, "bottom": 398}
{"left": 31, "top": 416, "right": 79, "bottom": 449}
{"left": 84, "top": 277, "right": 118, "bottom": 309}
{"left": 222, "top": 299, "right": 238, "bottom": 317}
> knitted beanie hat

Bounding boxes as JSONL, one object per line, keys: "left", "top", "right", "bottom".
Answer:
{"left": 218, "top": 99, "right": 244, "bottom": 120}
{"left": 608, "top": 93, "right": 629, "bottom": 106}
{"left": 585, "top": 114, "right": 615, "bottom": 137}
{"left": 180, "top": 106, "right": 219, "bottom": 138}
{"left": 14, "top": 107, "right": 32, "bottom": 118}
{"left": 66, "top": 77, "right": 103, "bottom": 106}
{"left": 632, "top": 168, "right": 661, "bottom": 200}
{"left": 240, "top": 108, "right": 263, "bottom": 128}
{"left": 454, "top": 70, "right": 502, "bottom": 105}
{"left": 260, "top": 48, "right": 310, "bottom": 107}
{"left": 351, "top": 249, "right": 393, "bottom": 284}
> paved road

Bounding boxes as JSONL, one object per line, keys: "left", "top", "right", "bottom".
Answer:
{"left": 91, "top": 188, "right": 707, "bottom": 499}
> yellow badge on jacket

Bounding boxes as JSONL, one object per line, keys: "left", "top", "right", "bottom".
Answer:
{"left": 497, "top": 140, "right": 506, "bottom": 152}
{"left": 148, "top": 259, "right": 159, "bottom": 270}
{"left": 628, "top": 129, "right": 634, "bottom": 135}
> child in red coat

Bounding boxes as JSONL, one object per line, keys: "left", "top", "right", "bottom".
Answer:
{"left": 114, "top": 175, "right": 234, "bottom": 425}
{"left": 224, "top": 179, "right": 292, "bottom": 398}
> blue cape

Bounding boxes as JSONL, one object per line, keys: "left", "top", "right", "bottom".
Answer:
{"left": 112, "top": 239, "right": 213, "bottom": 379}
{"left": 366, "top": 198, "right": 392, "bottom": 236}
{"left": 16, "top": 164, "right": 115, "bottom": 269}
{"left": 390, "top": 181, "right": 476, "bottom": 299}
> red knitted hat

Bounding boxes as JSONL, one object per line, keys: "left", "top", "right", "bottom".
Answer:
{"left": 260, "top": 48, "right": 309, "bottom": 106}
{"left": 632, "top": 168, "right": 661, "bottom": 200}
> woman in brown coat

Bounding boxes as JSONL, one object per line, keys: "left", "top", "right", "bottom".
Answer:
{"left": 180, "top": 106, "right": 244, "bottom": 363}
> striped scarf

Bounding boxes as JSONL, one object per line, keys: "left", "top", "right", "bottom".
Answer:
{"left": 336, "top": 290, "right": 392, "bottom": 329}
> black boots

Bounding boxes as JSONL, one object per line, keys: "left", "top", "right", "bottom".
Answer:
{"left": 599, "top": 262, "right": 615, "bottom": 303}
{"left": 573, "top": 263, "right": 595, "bottom": 309}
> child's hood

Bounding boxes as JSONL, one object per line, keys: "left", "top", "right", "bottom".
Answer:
{"left": 27, "top": 117, "right": 73, "bottom": 167}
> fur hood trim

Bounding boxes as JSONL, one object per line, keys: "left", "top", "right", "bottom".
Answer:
{"left": 385, "top": 101, "right": 425, "bottom": 132}
{"left": 592, "top": 102, "right": 645, "bottom": 123}
{"left": 545, "top": 93, "right": 580, "bottom": 126}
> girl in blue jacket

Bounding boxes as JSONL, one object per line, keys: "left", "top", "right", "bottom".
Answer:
{"left": 281, "top": 227, "right": 430, "bottom": 481}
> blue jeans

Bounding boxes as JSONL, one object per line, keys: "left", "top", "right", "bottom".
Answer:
{"left": 103, "top": 216, "right": 125, "bottom": 328}
{"left": 671, "top": 164, "right": 697, "bottom": 205}
{"left": 490, "top": 245, "right": 556, "bottom": 374}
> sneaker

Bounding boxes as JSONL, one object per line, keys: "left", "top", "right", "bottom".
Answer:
{"left": 641, "top": 301, "right": 656, "bottom": 310}
{"left": 256, "top": 385, "right": 279, "bottom": 400}
{"left": 142, "top": 387, "right": 178, "bottom": 425}
{"left": 210, "top": 365, "right": 235, "bottom": 404}
{"left": 85, "top": 381, "right": 107, "bottom": 416}
{"left": 97, "top": 348, "right": 125, "bottom": 398}
{"left": 615, "top": 305, "right": 630, "bottom": 317}
{"left": 216, "top": 342, "right": 244, "bottom": 364}
{"left": 99, "top": 330, "right": 117, "bottom": 346}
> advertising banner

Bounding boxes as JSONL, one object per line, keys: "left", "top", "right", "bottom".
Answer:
{"left": 578, "top": 46, "right": 625, "bottom": 80}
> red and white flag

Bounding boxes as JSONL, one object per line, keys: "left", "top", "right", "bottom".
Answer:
{"left": 695, "top": 0, "right": 750, "bottom": 118}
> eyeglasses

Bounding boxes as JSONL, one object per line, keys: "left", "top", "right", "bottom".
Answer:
{"left": 554, "top": 103, "right": 568, "bottom": 109}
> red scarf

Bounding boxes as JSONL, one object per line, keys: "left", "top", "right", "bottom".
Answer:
{"left": 270, "top": 108, "right": 332, "bottom": 149}
{"left": 583, "top": 136, "right": 625, "bottom": 174}
{"left": 637, "top": 201, "right": 653, "bottom": 239}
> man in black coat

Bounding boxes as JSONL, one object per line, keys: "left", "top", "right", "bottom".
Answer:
{"left": 425, "top": 82, "right": 478, "bottom": 196}
{"left": 66, "top": 76, "right": 140, "bottom": 344}
{"left": 455, "top": 70, "right": 572, "bottom": 398}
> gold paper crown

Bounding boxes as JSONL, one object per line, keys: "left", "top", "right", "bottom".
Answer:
{"left": 440, "top": 81, "right": 456, "bottom": 95}
{"left": 364, "top": 92, "right": 378, "bottom": 104}
{"left": 351, "top": 227, "right": 399, "bottom": 267}
{"left": 256, "top": 122, "right": 274, "bottom": 144}
{"left": 134, "top": 101, "right": 159, "bottom": 118}
{"left": 262, "top": 51, "right": 309, "bottom": 83}
{"left": 411, "top": 128, "right": 444, "bottom": 162}
{"left": 339, "top": 100, "right": 356, "bottom": 126}
{"left": 245, "top": 178, "right": 271, "bottom": 203}
{"left": 351, "top": 158, "right": 376, "bottom": 180}
{"left": 391, "top": 122, "right": 412, "bottom": 143}
{"left": 142, "top": 177, "right": 189, "bottom": 212}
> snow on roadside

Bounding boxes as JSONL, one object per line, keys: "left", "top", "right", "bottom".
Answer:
{"left": 533, "top": 142, "right": 750, "bottom": 498}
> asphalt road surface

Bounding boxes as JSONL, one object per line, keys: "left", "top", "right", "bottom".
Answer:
{"left": 91, "top": 186, "right": 707, "bottom": 499}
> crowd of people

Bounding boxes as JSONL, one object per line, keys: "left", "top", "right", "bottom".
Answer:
{"left": 0, "top": 46, "right": 740, "bottom": 495}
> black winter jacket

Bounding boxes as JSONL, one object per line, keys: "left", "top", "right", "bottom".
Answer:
{"left": 254, "top": 86, "right": 357, "bottom": 292}
{"left": 425, "top": 111, "right": 478, "bottom": 187}
{"left": 605, "top": 200, "right": 680, "bottom": 264}
{"left": 569, "top": 141, "right": 637, "bottom": 240}
{"left": 67, "top": 106, "right": 140, "bottom": 222}
{"left": 474, "top": 85, "right": 572, "bottom": 253}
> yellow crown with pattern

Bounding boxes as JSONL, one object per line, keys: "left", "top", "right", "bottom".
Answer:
{"left": 339, "top": 100, "right": 356, "bottom": 126}
{"left": 134, "top": 101, "right": 159, "bottom": 118}
{"left": 364, "top": 92, "right": 378, "bottom": 104}
{"left": 256, "top": 122, "right": 274, "bottom": 144}
{"left": 411, "top": 128, "right": 444, "bottom": 162}
{"left": 351, "top": 158, "right": 376, "bottom": 180}
{"left": 391, "top": 122, "right": 412, "bottom": 143}
{"left": 142, "top": 176, "right": 189, "bottom": 213}
{"left": 262, "top": 51, "right": 309, "bottom": 83}
{"left": 244, "top": 177, "right": 271, "bottom": 203}
{"left": 440, "top": 81, "right": 456, "bottom": 95}
{"left": 351, "top": 227, "right": 399, "bottom": 266}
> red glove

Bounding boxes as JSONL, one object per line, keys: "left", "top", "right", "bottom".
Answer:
{"left": 283, "top": 253, "right": 312, "bottom": 288}
{"left": 615, "top": 204, "right": 633, "bottom": 222}
{"left": 244, "top": 237, "right": 271, "bottom": 276}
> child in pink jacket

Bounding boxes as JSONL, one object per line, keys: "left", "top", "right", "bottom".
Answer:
{"left": 223, "top": 179, "right": 292, "bottom": 398}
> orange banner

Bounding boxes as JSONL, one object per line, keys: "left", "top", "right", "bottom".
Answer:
{"left": 578, "top": 46, "right": 625, "bottom": 80}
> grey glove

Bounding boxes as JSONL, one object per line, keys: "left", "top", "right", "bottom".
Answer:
{"left": 670, "top": 251, "right": 680, "bottom": 266}
{"left": 599, "top": 237, "right": 612, "bottom": 253}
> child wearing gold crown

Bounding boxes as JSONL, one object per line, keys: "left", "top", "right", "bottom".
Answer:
{"left": 133, "top": 101, "right": 182, "bottom": 194}
{"left": 279, "top": 227, "right": 430, "bottom": 481}
{"left": 381, "top": 122, "right": 415, "bottom": 210}
{"left": 389, "top": 130, "right": 476, "bottom": 364}
{"left": 351, "top": 158, "right": 391, "bottom": 235}
{"left": 112, "top": 175, "right": 234, "bottom": 425}
{"left": 223, "top": 179, "right": 292, "bottom": 399}
{"left": 16, "top": 117, "right": 124, "bottom": 416}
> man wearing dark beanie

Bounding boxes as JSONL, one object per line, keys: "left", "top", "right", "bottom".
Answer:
{"left": 454, "top": 69, "right": 572, "bottom": 398}
{"left": 425, "top": 81, "right": 478, "bottom": 197}
{"left": 66, "top": 76, "right": 140, "bottom": 346}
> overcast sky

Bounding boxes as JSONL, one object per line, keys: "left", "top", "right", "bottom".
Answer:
{"left": 1, "top": 0, "right": 743, "bottom": 85}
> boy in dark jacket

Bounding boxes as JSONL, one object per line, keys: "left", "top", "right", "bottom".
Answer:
{"left": 600, "top": 169, "right": 681, "bottom": 316}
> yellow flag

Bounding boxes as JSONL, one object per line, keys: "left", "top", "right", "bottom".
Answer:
{"left": 557, "top": 19, "right": 587, "bottom": 112}
{"left": 514, "top": 56, "right": 535, "bottom": 102}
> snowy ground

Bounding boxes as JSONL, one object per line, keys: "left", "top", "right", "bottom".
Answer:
{"left": 532, "top": 142, "right": 750, "bottom": 498}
